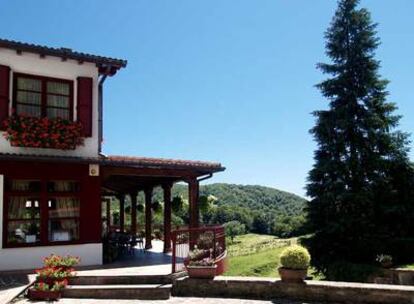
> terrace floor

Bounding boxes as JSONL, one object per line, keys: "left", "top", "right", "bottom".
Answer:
{"left": 77, "top": 240, "right": 174, "bottom": 276}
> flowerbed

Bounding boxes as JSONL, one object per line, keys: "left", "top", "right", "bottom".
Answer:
{"left": 27, "top": 254, "right": 80, "bottom": 301}
{"left": 3, "top": 115, "right": 84, "bottom": 150}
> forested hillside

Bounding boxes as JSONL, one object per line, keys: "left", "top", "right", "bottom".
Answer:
{"left": 152, "top": 183, "right": 308, "bottom": 237}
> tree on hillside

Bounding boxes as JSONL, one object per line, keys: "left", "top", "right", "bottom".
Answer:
{"left": 224, "top": 220, "right": 246, "bottom": 242}
{"left": 306, "top": 0, "right": 414, "bottom": 278}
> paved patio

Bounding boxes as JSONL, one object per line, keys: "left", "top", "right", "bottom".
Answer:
{"left": 15, "top": 297, "right": 330, "bottom": 304}
{"left": 76, "top": 240, "right": 173, "bottom": 276}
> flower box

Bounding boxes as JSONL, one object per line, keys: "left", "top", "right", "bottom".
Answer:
{"left": 3, "top": 115, "right": 84, "bottom": 150}
{"left": 27, "top": 289, "right": 61, "bottom": 301}
{"left": 186, "top": 265, "right": 217, "bottom": 279}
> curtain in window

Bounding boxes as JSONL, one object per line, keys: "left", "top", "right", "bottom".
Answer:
{"left": 48, "top": 197, "right": 80, "bottom": 218}
{"left": 9, "top": 197, "right": 40, "bottom": 219}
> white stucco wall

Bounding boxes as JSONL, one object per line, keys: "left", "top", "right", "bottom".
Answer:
{"left": 0, "top": 243, "right": 103, "bottom": 271}
{"left": 0, "top": 48, "right": 100, "bottom": 158}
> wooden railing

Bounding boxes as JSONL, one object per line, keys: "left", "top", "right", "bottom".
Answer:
{"left": 171, "top": 225, "right": 227, "bottom": 274}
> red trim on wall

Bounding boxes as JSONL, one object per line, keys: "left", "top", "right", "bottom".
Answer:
{"left": 77, "top": 77, "right": 93, "bottom": 137}
{"left": 0, "top": 160, "right": 101, "bottom": 248}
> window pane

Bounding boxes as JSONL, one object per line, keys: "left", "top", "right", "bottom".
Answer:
{"left": 8, "top": 197, "right": 40, "bottom": 219}
{"left": 48, "top": 197, "right": 80, "bottom": 218}
{"left": 49, "top": 219, "right": 79, "bottom": 242}
{"left": 16, "top": 104, "right": 41, "bottom": 117}
{"left": 9, "top": 180, "right": 41, "bottom": 192}
{"left": 47, "top": 181, "right": 80, "bottom": 193}
{"left": 47, "top": 95, "right": 69, "bottom": 108}
{"left": 17, "top": 77, "right": 41, "bottom": 92}
{"left": 8, "top": 220, "right": 40, "bottom": 244}
{"left": 47, "top": 108, "right": 70, "bottom": 119}
{"left": 47, "top": 81, "right": 69, "bottom": 95}
{"left": 17, "top": 91, "right": 41, "bottom": 105}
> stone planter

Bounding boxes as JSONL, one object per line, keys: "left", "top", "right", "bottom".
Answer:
{"left": 186, "top": 265, "right": 217, "bottom": 279}
{"left": 28, "top": 289, "right": 61, "bottom": 301}
{"left": 278, "top": 267, "right": 307, "bottom": 283}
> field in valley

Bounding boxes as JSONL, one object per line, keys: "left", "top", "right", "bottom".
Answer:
{"left": 223, "top": 233, "right": 321, "bottom": 279}
{"left": 223, "top": 234, "right": 296, "bottom": 277}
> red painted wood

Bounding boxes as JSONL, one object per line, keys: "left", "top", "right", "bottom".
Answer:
{"left": 77, "top": 77, "right": 93, "bottom": 137}
{"left": 130, "top": 192, "right": 137, "bottom": 235}
{"left": 0, "top": 160, "right": 101, "bottom": 248}
{"left": 188, "top": 179, "right": 199, "bottom": 228}
{"left": 162, "top": 183, "right": 172, "bottom": 252}
{"left": 144, "top": 187, "right": 153, "bottom": 249}
{"left": 119, "top": 194, "right": 125, "bottom": 233}
{"left": 0, "top": 65, "right": 10, "bottom": 130}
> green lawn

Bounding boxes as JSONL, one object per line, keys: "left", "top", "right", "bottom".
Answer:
{"left": 224, "top": 233, "right": 321, "bottom": 279}
{"left": 224, "top": 234, "right": 296, "bottom": 277}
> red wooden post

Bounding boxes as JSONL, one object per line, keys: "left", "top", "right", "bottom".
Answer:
{"left": 171, "top": 230, "right": 177, "bottom": 273}
{"left": 130, "top": 191, "right": 138, "bottom": 236}
{"left": 119, "top": 194, "right": 125, "bottom": 233}
{"left": 188, "top": 179, "right": 199, "bottom": 228}
{"left": 163, "top": 183, "right": 173, "bottom": 253}
{"left": 106, "top": 198, "right": 111, "bottom": 234}
{"left": 144, "top": 187, "right": 153, "bottom": 249}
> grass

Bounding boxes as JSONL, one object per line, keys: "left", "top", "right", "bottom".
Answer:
{"left": 223, "top": 233, "right": 322, "bottom": 279}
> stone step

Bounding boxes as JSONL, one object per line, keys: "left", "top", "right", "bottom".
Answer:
{"left": 62, "top": 284, "right": 172, "bottom": 300}
{"left": 69, "top": 274, "right": 172, "bottom": 285}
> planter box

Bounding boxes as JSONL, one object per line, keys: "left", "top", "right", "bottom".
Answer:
{"left": 278, "top": 267, "right": 307, "bottom": 283}
{"left": 186, "top": 265, "right": 217, "bottom": 279}
{"left": 28, "top": 289, "right": 61, "bottom": 301}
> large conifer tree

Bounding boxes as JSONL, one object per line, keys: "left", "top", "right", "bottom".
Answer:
{"left": 306, "top": 0, "right": 414, "bottom": 278}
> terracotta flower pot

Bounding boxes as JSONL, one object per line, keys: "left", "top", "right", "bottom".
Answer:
{"left": 278, "top": 267, "right": 307, "bottom": 283}
{"left": 381, "top": 261, "right": 393, "bottom": 269}
{"left": 186, "top": 265, "right": 217, "bottom": 279}
{"left": 28, "top": 289, "right": 61, "bottom": 301}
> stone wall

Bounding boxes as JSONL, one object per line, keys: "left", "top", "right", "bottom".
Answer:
{"left": 173, "top": 276, "right": 414, "bottom": 304}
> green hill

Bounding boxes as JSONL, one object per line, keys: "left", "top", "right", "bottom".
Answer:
{"left": 152, "top": 183, "right": 308, "bottom": 237}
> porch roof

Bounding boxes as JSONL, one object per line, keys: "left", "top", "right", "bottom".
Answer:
{"left": 0, "top": 153, "right": 224, "bottom": 193}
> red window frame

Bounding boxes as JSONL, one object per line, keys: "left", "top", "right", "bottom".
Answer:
{"left": 12, "top": 73, "right": 74, "bottom": 121}
{"left": 3, "top": 178, "right": 81, "bottom": 248}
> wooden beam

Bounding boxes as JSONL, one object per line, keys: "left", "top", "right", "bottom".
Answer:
{"left": 130, "top": 191, "right": 138, "bottom": 236}
{"left": 106, "top": 198, "right": 111, "bottom": 234}
{"left": 163, "top": 183, "right": 173, "bottom": 252}
{"left": 188, "top": 179, "right": 199, "bottom": 228}
{"left": 101, "top": 166, "right": 202, "bottom": 180}
{"left": 144, "top": 187, "right": 153, "bottom": 249}
{"left": 118, "top": 194, "right": 125, "bottom": 233}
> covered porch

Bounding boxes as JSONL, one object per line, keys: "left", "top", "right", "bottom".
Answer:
{"left": 99, "top": 155, "right": 225, "bottom": 263}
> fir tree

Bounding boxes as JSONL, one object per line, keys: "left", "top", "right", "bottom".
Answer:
{"left": 306, "top": 0, "right": 414, "bottom": 279}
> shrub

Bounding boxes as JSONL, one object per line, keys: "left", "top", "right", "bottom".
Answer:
{"left": 324, "top": 261, "right": 381, "bottom": 282}
{"left": 280, "top": 245, "right": 310, "bottom": 270}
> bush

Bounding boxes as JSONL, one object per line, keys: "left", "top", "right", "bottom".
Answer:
{"left": 280, "top": 245, "right": 310, "bottom": 270}
{"left": 324, "top": 261, "right": 381, "bottom": 282}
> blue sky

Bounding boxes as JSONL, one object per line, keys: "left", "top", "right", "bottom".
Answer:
{"left": 1, "top": 1, "right": 414, "bottom": 197}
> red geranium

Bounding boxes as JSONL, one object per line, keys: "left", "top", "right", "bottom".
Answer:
{"left": 3, "top": 115, "right": 84, "bottom": 150}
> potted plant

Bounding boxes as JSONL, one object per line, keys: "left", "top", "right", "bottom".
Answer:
{"left": 28, "top": 254, "right": 78, "bottom": 301}
{"left": 186, "top": 257, "right": 217, "bottom": 279}
{"left": 278, "top": 245, "right": 311, "bottom": 283}
{"left": 35, "top": 266, "right": 74, "bottom": 285}
{"left": 27, "top": 280, "right": 67, "bottom": 301}
{"left": 43, "top": 254, "right": 80, "bottom": 271}
{"left": 376, "top": 254, "right": 393, "bottom": 269}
